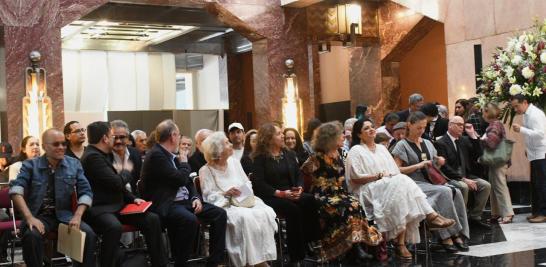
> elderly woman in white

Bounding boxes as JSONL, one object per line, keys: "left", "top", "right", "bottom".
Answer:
{"left": 199, "top": 132, "right": 277, "bottom": 267}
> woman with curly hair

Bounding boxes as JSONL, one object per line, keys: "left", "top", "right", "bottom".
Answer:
{"left": 251, "top": 123, "right": 320, "bottom": 265}
{"left": 301, "top": 121, "right": 381, "bottom": 262}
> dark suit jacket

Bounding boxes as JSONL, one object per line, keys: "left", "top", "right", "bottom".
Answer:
{"left": 423, "top": 118, "right": 449, "bottom": 140}
{"left": 65, "top": 146, "right": 86, "bottom": 160}
{"left": 188, "top": 149, "right": 206, "bottom": 173}
{"left": 396, "top": 109, "right": 410, "bottom": 122}
{"left": 126, "top": 146, "right": 143, "bottom": 195}
{"left": 80, "top": 145, "right": 136, "bottom": 217}
{"left": 252, "top": 149, "right": 302, "bottom": 198}
{"left": 140, "top": 143, "right": 198, "bottom": 217}
{"left": 434, "top": 134, "right": 482, "bottom": 180}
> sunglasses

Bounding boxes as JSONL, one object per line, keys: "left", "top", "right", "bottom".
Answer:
{"left": 112, "top": 135, "right": 127, "bottom": 140}
{"left": 47, "top": 141, "right": 67, "bottom": 148}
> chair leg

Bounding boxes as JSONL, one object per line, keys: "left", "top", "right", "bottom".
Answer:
{"left": 276, "top": 218, "right": 284, "bottom": 267}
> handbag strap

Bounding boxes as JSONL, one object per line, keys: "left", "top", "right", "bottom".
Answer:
{"left": 206, "top": 165, "right": 227, "bottom": 194}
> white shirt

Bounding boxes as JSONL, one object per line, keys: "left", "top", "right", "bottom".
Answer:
{"left": 446, "top": 131, "right": 458, "bottom": 151}
{"left": 521, "top": 104, "right": 546, "bottom": 161}
{"left": 376, "top": 126, "right": 394, "bottom": 142}
{"left": 231, "top": 148, "right": 244, "bottom": 161}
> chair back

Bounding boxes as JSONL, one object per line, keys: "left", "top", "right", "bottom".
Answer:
{"left": 0, "top": 188, "right": 9, "bottom": 209}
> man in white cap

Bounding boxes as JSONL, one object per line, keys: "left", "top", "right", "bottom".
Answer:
{"left": 228, "top": 122, "right": 245, "bottom": 160}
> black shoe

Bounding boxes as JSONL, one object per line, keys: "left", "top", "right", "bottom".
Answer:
{"left": 454, "top": 241, "right": 469, "bottom": 252}
{"left": 469, "top": 219, "right": 492, "bottom": 230}
{"left": 441, "top": 243, "right": 459, "bottom": 253}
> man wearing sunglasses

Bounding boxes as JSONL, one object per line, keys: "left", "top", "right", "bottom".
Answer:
{"left": 10, "top": 128, "right": 96, "bottom": 267}
{"left": 110, "top": 120, "right": 142, "bottom": 195}
{"left": 64, "top": 121, "right": 87, "bottom": 160}
{"left": 81, "top": 121, "right": 167, "bottom": 267}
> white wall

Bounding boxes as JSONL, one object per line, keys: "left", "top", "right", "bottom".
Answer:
{"left": 319, "top": 46, "right": 350, "bottom": 104}
{"left": 193, "top": 54, "right": 229, "bottom": 110}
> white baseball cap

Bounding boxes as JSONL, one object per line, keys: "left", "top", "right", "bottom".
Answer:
{"left": 228, "top": 122, "right": 244, "bottom": 132}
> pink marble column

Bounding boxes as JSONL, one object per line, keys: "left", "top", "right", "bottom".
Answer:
{"left": 0, "top": 0, "right": 106, "bottom": 150}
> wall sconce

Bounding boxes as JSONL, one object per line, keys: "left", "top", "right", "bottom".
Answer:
{"left": 282, "top": 59, "right": 304, "bottom": 133}
{"left": 23, "top": 51, "right": 53, "bottom": 138}
{"left": 336, "top": 2, "right": 362, "bottom": 47}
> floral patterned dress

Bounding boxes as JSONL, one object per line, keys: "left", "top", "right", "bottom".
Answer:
{"left": 302, "top": 153, "right": 382, "bottom": 261}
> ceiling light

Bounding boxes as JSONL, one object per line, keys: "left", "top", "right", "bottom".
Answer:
{"left": 198, "top": 28, "right": 234, "bottom": 42}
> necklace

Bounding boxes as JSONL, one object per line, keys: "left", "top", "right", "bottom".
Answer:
{"left": 272, "top": 151, "right": 284, "bottom": 162}
{"left": 366, "top": 143, "right": 376, "bottom": 152}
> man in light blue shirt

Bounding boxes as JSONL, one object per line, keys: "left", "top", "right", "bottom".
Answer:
{"left": 511, "top": 94, "right": 546, "bottom": 223}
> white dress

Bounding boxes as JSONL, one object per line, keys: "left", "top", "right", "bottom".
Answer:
{"left": 345, "top": 144, "right": 434, "bottom": 243}
{"left": 199, "top": 157, "right": 277, "bottom": 267}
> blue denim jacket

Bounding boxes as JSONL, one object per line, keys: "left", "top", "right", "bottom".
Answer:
{"left": 9, "top": 155, "right": 93, "bottom": 223}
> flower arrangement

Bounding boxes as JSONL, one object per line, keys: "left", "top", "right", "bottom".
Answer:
{"left": 478, "top": 19, "right": 546, "bottom": 122}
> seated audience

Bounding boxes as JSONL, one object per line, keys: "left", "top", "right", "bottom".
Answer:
{"left": 240, "top": 129, "right": 257, "bottom": 175}
{"left": 376, "top": 112, "right": 399, "bottom": 143}
{"left": 346, "top": 118, "right": 455, "bottom": 260}
{"left": 189, "top": 129, "right": 213, "bottom": 173}
{"left": 8, "top": 136, "right": 41, "bottom": 180}
{"left": 110, "top": 120, "right": 142, "bottom": 194}
{"left": 252, "top": 123, "right": 320, "bottom": 264}
{"left": 283, "top": 128, "right": 309, "bottom": 165}
{"left": 81, "top": 121, "right": 167, "bottom": 267}
{"left": 10, "top": 128, "right": 96, "bottom": 267}
{"left": 435, "top": 116, "right": 491, "bottom": 229}
{"left": 303, "top": 118, "right": 322, "bottom": 155}
{"left": 391, "top": 112, "right": 469, "bottom": 252}
{"left": 180, "top": 135, "right": 193, "bottom": 157}
{"left": 389, "top": 122, "right": 407, "bottom": 150}
{"left": 63, "top": 121, "right": 87, "bottom": 160}
{"left": 301, "top": 122, "right": 382, "bottom": 262}
{"left": 481, "top": 103, "right": 514, "bottom": 224}
{"left": 420, "top": 103, "right": 448, "bottom": 141}
{"left": 140, "top": 120, "right": 227, "bottom": 267}
{"left": 199, "top": 131, "right": 277, "bottom": 267}
{"left": 228, "top": 122, "right": 245, "bottom": 161}
{"left": 131, "top": 129, "right": 148, "bottom": 159}
{"left": 397, "top": 93, "right": 424, "bottom": 122}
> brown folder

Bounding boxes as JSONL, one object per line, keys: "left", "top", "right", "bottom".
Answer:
{"left": 57, "top": 223, "right": 86, "bottom": 263}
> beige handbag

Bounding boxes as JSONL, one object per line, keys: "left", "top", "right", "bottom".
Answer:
{"left": 208, "top": 166, "right": 256, "bottom": 208}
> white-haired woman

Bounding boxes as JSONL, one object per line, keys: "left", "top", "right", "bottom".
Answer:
{"left": 199, "top": 132, "right": 277, "bottom": 267}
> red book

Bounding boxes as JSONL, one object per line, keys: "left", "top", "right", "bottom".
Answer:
{"left": 120, "top": 201, "right": 152, "bottom": 215}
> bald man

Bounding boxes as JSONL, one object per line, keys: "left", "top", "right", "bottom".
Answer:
{"left": 10, "top": 128, "right": 96, "bottom": 267}
{"left": 435, "top": 116, "right": 491, "bottom": 229}
{"left": 189, "top": 129, "right": 213, "bottom": 172}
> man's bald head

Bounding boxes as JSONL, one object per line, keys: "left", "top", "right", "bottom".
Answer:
{"left": 448, "top": 116, "right": 465, "bottom": 138}
{"left": 194, "top": 129, "right": 213, "bottom": 150}
{"left": 41, "top": 128, "right": 66, "bottom": 161}
{"left": 42, "top": 128, "right": 64, "bottom": 144}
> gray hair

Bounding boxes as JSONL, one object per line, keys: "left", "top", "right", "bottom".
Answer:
{"left": 110, "top": 120, "right": 130, "bottom": 134}
{"left": 437, "top": 105, "right": 448, "bottom": 118}
{"left": 343, "top": 118, "right": 358, "bottom": 131}
{"left": 131, "top": 130, "right": 146, "bottom": 140}
{"left": 384, "top": 112, "right": 400, "bottom": 123}
{"left": 201, "top": 131, "right": 226, "bottom": 163}
{"left": 156, "top": 119, "right": 179, "bottom": 143}
{"left": 409, "top": 93, "right": 424, "bottom": 105}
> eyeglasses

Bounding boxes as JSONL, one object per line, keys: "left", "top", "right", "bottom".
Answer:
{"left": 71, "top": 128, "right": 86, "bottom": 134}
{"left": 112, "top": 135, "right": 127, "bottom": 140}
{"left": 450, "top": 122, "right": 464, "bottom": 127}
{"left": 46, "top": 141, "right": 67, "bottom": 147}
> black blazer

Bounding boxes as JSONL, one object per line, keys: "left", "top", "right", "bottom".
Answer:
{"left": 81, "top": 145, "right": 136, "bottom": 217}
{"left": 126, "top": 146, "right": 143, "bottom": 194}
{"left": 423, "top": 118, "right": 449, "bottom": 140}
{"left": 252, "top": 149, "right": 302, "bottom": 198}
{"left": 188, "top": 149, "right": 206, "bottom": 173}
{"left": 140, "top": 144, "right": 198, "bottom": 217}
{"left": 434, "top": 134, "right": 482, "bottom": 180}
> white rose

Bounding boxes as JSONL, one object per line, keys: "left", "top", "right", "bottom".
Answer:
{"left": 522, "top": 67, "right": 535, "bottom": 79}
{"left": 541, "top": 52, "right": 546, "bottom": 64}
{"left": 505, "top": 66, "right": 514, "bottom": 77}
{"left": 494, "top": 82, "right": 502, "bottom": 93}
{"left": 500, "top": 53, "right": 510, "bottom": 63}
{"left": 511, "top": 55, "right": 523, "bottom": 65}
{"left": 509, "top": 84, "right": 523, "bottom": 95}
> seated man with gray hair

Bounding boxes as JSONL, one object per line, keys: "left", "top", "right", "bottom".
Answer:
{"left": 131, "top": 129, "right": 148, "bottom": 159}
{"left": 397, "top": 93, "right": 424, "bottom": 122}
{"left": 141, "top": 120, "right": 227, "bottom": 267}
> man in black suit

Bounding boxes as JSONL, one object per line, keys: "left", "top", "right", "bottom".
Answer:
{"left": 188, "top": 129, "right": 212, "bottom": 173}
{"left": 435, "top": 116, "right": 491, "bottom": 228}
{"left": 110, "top": 120, "right": 143, "bottom": 195}
{"left": 420, "top": 103, "right": 449, "bottom": 141}
{"left": 396, "top": 93, "right": 424, "bottom": 122}
{"left": 81, "top": 121, "right": 167, "bottom": 267}
{"left": 141, "top": 120, "right": 226, "bottom": 267}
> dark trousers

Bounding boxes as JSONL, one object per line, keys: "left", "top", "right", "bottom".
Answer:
{"left": 530, "top": 158, "right": 546, "bottom": 216}
{"left": 21, "top": 215, "right": 96, "bottom": 267}
{"left": 163, "top": 201, "right": 227, "bottom": 267}
{"left": 262, "top": 193, "right": 320, "bottom": 261}
{"left": 86, "top": 211, "right": 168, "bottom": 267}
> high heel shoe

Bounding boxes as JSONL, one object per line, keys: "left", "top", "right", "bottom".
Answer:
{"left": 426, "top": 213, "right": 456, "bottom": 230}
